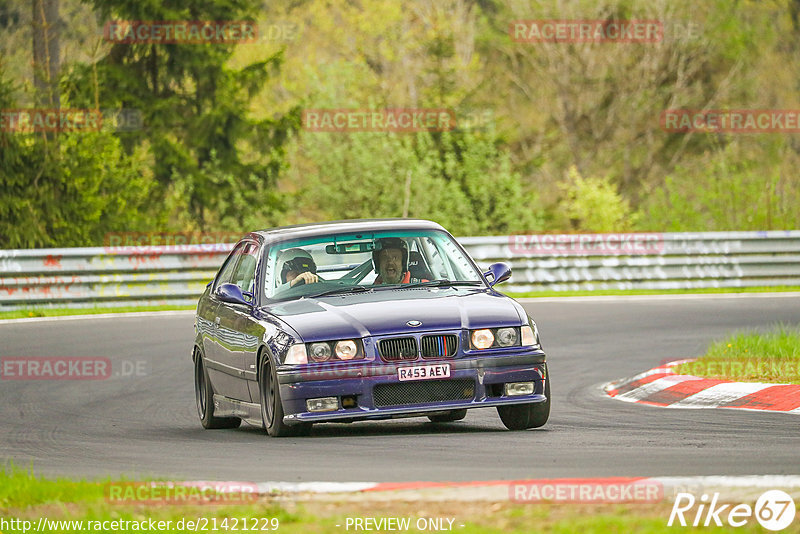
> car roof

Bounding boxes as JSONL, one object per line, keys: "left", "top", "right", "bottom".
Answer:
{"left": 247, "top": 218, "right": 447, "bottom": 245}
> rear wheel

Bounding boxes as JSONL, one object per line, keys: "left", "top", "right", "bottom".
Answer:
{"left": 497, "top": 374, "right": 550, "bottom": 430}
{"left": 427, "top": 409, "right": 468, "bottom": 423}
{"left": 194, "top": 349, "right": 241, "bottom": 429}
{"left": 259, "top": 352, "right": 311, "bottom": 437}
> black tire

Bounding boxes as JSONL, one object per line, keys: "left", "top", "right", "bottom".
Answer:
{"left": 427, "top": 409, "right": 468, "bottom": 423}
{"left": 258, "top": 351, "right": 312, "bottom": 437}
{"left": 194, "top": 349, "right": 241, "bottom": 430}
{"left": 497, "top": 374, "right": 551, "bottom": 430}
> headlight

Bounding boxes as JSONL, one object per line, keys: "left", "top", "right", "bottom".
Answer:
{"left": 496, "top": 327, "right": 518, "bottom": 347}
{"left": 470, "top": 327, "right": 533, "bottom": 349}
{"left": 521, "top": 325, "right": 538, "bottom": 347}
{"left": 289, "top": 340, "right": 365, "bottom": 363}
{"left": 471, "top": 329, "right": 495, "bottom": 349}
{"left": 285, "top": 344, "right": 308, "bottom": 364}
{"left": 309, "top": 342, "right": 333, "bottom": 362}
{"left": 335, "top": 340, "right": 358, "bottom": 360}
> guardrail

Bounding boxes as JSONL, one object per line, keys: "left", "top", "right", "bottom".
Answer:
{"left": 461, "top": 230, "right": 800, "bottom": 292}
{"left": 1, "top": 230, "right": 799, "bottom": 310}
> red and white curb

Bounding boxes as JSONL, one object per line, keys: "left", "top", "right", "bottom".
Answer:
{"left": 179, "top": 476, "right": 800, "bottom": 502}
{"left": 604, "top": 360, "right": 800, "bottom": 413}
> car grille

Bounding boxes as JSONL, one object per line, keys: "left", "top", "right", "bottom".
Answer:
{"left": 373, "top": 379, "right": 475, "bottom": 407}
{"left": 379, "top": 337, "right": 418, "bottom": 361}
{"left": 420, "top": 334, "right": 458, "bottom": 359}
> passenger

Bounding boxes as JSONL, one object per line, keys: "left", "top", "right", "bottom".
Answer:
{"left": 372, "top": 238, "right": 427, "bottom": 284}
{"left": 278, "top": 248, "right": 319, "bottom": 287}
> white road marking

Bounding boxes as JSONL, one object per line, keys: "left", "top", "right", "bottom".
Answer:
{"left": 668, "top": 382, "right": 774, "bottom": 408}
{"left": 603, "top": 363, "right": 685, "bottom": 393}
{"left": 238, "top": 476, "right": 800, "bottom": 500}
{"left": 519, "top": 292, "right": 800, "bottom": 303}
{"left": 615, "top": 375, "right": 703, "bottom": 402}
{"left": 0, "top": 309, "right": 195, "bottom": 325}
{"left": 255, "top": 481, "right": 379, "bottom": 493}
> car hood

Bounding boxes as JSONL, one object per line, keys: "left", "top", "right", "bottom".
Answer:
{"left": 265, "top": 288, "right": 526, "bottom": 342}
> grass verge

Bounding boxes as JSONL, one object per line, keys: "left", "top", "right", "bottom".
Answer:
{"left": 506, "top": 285, "right": 800, "bottom": 298}
{"left": 674, "top": 324, "right": 800, "bottom": 384}
{"left": 0, "top": 465, "right": 772, "bottom": 533}
{"left": 0, "top": 305, "right": 194, "bottom": 320}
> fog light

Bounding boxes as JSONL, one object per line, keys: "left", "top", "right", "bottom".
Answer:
{"left": 306, "top": 397, "right": 338, "bottom": 412}
{"left": 504, "top": 382, "right": 535, "bottom": 396}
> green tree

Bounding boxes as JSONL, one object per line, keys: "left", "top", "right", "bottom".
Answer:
{"left": 0, "top": 63, "right": 158, "bottom": 248}
{"left": 289, "top": 127, "right": 541, "bottom": 237}
{"left": 638, "top": 139, "right": 800, "bottom": 231}
{"left": 65, "top": 0, "right": 298, "bottom": 232}
{"left": 556, "top": 166, "right": 637, "bottom": 233}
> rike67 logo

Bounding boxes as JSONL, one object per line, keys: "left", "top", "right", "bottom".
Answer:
{"left": 668, "top": 490, "right": 796, "bottom": 531}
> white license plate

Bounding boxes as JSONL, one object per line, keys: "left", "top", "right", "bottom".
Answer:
{"left": 397, "top": 363, "right": 451, "bottom": 381}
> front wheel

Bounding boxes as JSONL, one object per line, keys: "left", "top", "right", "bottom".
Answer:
{"left": 497, "top": 374, "right": 550, "bottom": 430}
{"left": 195, "top": 350, "right": 241, "bottom": 429}
{"left": 259, "top": 352, "right": 311, "bottom": 437}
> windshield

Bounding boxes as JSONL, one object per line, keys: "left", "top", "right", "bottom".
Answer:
{"left": 263, "top": 229, "right": 485, "bottom": 301}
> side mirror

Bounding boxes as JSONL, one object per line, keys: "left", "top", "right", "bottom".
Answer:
{"left": 484, "top": 262, "right": 512, "bottom": 287}
{"left": 217, "top": 283, "right": 252, "bottom": 306}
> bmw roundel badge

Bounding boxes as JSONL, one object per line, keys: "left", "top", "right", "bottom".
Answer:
{"left": 406, "top": 320, "right": 422, "bottom": 327}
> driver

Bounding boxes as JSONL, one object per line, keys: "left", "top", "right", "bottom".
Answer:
{"left": 278, "top": 248, "right": 319, "bottom": 287}
{"left": 372, "top": 237, "right": 427, "bottom": 284}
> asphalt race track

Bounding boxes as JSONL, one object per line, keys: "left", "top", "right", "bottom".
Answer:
{"left": 1, "top": 294, "right": 799, "bottom": 482}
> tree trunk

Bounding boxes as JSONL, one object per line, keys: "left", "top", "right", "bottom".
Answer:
{"left": 32, "top": 0, "right": 60, "bottom": 108}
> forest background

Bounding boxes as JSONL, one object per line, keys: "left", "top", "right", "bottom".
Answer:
{"left": 1, "top": 0, "right": 799, "bottom": 248}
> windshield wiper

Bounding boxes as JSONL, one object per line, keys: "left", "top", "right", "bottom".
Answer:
{"left": 404, "top": 280, "right": 484, "bottom": 289}
{"left": 306, "top": 285, "right": 372, "bottom": 299}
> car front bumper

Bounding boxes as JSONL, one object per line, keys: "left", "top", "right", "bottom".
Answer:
{"left": 276, "top": 351, "right": 547, "bottom": 424}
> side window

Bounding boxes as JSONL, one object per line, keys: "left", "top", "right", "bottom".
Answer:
{"left": 213, "top": 242, "right": 247, "bottom": 291}
{"left": 406, "top": 237, "right": 434, "bottom": 280}
{"left": 230, "top": 242, "right": 260, "bottom": 300}
{"left": 422, "top": 237, "right": 451, "bottom": 279}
